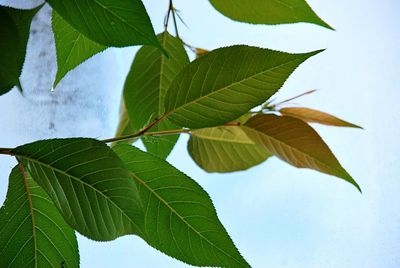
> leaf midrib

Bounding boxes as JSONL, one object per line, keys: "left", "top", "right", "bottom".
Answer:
{"left": 242, "top": 125, "right": 347, "bottom": 177}
{"left": 166, "top": 53, "right": 307, "bottom": 116}
{"left": 20, "top": 166, "right": 38, "bottom": 268}
{"left": 16, "top": 154, "right": 144, "bottom": 237}
{"left": 130, "top": 171, "right": 247, "bottom": 266}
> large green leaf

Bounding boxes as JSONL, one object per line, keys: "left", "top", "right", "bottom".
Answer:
{"left": 52, "top": 10, "right": 106, "bottom": 88}
{"left": 0, "top": 5, "right": 42, "bottom": 95}
{"left": 0, "top": 166, "right": 79, "bottom": 267}
{"left": 209, "top": 0, "right": 333, "bottom": 29}
{"left": 279, "top": 107, "right": 362, "bottom": 128}
{"left": 114, "top": 144, "right": 250, "bottom": 267}
{"left": 243, "top": 114, "right": 361, "bottom": 191}
{"left": 45, "top": 0, "right": 159, "bottom": 48}
{"left": 11, "top": 138, "right": 145, "bottom": 241}
{"left": 188, "top": 126, "right": 271, "bottom": 172}
{"left": 164, "top": 45, "right": 323, "bottom": 128}
{"left": 124, "top": 32, "right": 189, "bottom": 159}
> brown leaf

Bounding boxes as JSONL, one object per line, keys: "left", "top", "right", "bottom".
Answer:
{"left": 280, "top": 107, "right": 362, "bottom": 128}
{"left": 243, "top": 114, "right": 361, "bottom": 191}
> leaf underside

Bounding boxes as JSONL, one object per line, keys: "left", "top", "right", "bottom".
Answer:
{"left": 0, "top": 166, "right": 79, "bottom": 267}
{"left": 114, "top": 144, "right": 250, "bottom": 267}
{"left": 11, "top": 138, "right": 145, "bottom": 241}
{"left": 279, "top": 107, "right": 362, "bottom": 128}
{"left": 124, "top": 32, "right": 189, "bottom": 159}
{"left": 209, "top": 0, "right": 333, "bottom": 29}
{"left": 164, "top": 45, "right": 323, "bottom": 129}
{"left": 243, "top": 114, "right": 361, "bottom": 191}
{"left": 188, "top": 126, "right": 271, "bottom": 172}
{"left": 52, "top": 10, "right": 107, "bottom": 88}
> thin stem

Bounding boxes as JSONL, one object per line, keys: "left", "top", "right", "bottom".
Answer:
{"left": 0, "top": 148, "right": 12, "bottom": 155}
{"left": 103, "top": 128, "right": 190, "bottom": 144}
{"left": 171, "top": 4, "right": 180, "bottom": 38}
{"left": 164, "top": 0, "right": 173, "bottom": 31}
{"left": 272, "top": 89, "right": 317, "bottom": 108}
{"left": 182, "top": 40, "right": 196, "bottom": 53}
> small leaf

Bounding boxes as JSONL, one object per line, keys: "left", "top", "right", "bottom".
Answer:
{"left": 0, "top": 5, "right": 42, "bottom": 95}
{"left": 114, "top": 144, "right": 250, "bottom": 267}
{"left": 0, "top": 166, "right": 79, "bottom": 267}
{"left": 209, "top": 0, "right": 333, "bottom": 29}
{"left": 164, "top": 45, "right": 323, "bottom": 128}
{"left": 189, "top": 126, "right": 271, "bottom": 172}
{"left": 46, "top": 0, "right": 160, "bottom": 48}
{"left": 124, "top": 32, "right": 189, "bottom": 159}
{"left": 11, "top": 138, "right": 145, "bottom": 241}
{"left": 243, "top": 114, "right": 361, "bottom": 191}
{"left": 52, "top": 10, "right": 107, "bottom": 88}
{"left": 280, "top": 107, "right": 362, "bottom": 128}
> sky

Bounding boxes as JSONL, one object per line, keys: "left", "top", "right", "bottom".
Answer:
{"left": 0, "top": 0, "right": 400, "bottom": 267}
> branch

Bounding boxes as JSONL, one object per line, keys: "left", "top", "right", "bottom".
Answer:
{"left": 0, "top": 148, "right": 12, "bottom": 155}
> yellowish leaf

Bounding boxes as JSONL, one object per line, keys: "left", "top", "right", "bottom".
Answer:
{"left": 280, "top": 107, "right": 362, "bottom": 128}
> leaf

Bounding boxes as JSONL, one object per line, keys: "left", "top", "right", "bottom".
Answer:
{"left": 164, "top": 45, "right": 323, "bottom": 129}
{"left": 112, "top": 99, "right": 138, "bottom": 147}
{"left": 52, "top": 10, "right": 107, "bottom": 88}
{"left": 188, "top": 126, "right": 271, "bottom": 172}
{"left": 141, "top": 119, "right": 180, "bottom": 159}
{"left": 124, "top": 32, "right": 189, "bottom": 159}
{"left": 114, "top": 144, "right": 250, "bottom": 267}
{"left": 279, "top": 107, "right": 362, "bottom": 128}
{"left": 11, "top": 138, "right": 145, "bottom": 241}
{"left": 46, "top": 0, "right": 160, "bottom": 48}
{"left": 243, "top": 114, "right": 361, "bottom": 191}
{"left": 0, "top": 5, "right": 42, "bottom": 95}
{"left": 208, "top": 0, "right": 333, "bottom": 30}
{"left": 0, "top": 166, "right": 79, "bottom": 267}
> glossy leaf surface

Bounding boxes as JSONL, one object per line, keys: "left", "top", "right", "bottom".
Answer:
{"left": 0, "top": 5, "right": 41, "bottom": 95}
{"left": 46, "top": 0, "right": 159, "bottom": 48}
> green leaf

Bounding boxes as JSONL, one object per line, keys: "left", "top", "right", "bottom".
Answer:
{"left": 45, "top": 0, "right": 160, "bottom": 48}
{"left": 243, "top": 114, "right": 361, "bottom": 191}
{"left": 279, "top": 107, "right": 362, "bottom": 128}
{"left": 209, "top": 0, "right": 333, "bottom": 30}
{"left": 0, "top": 166, "right": 79, "bottom": 267}
{"left": 188, "top": 126, "right": 271, "bottom": 172}
{"left": 164, "top": 45, "right": 323, "bottom": 128}
{"left": 124, "top": 32, "right": 189, "bottom": 159}
{"left": 141, "top": 120, "right": 180, "bottom": 159}
{"left": 52, "top": 10, "right": 107, "bottom": 88}
{"left": 112, "top": 99, "right": 138, "bottom": 147}
{"left": 0, "top": 5, "right": 42, "bottom": 95}
{"left": 114, "top": 144, "right": 250, "bottom": 267}
{"left": 11, "top": 138, "right": 145, "bottom": 241}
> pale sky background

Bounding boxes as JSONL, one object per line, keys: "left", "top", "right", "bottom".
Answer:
{"left": 0, "top": 0, "right": 399, "bottom": 267}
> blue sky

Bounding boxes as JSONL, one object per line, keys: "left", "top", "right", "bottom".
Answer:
{"left": 0, "top": 0, "right": 400, "bottom": 267}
